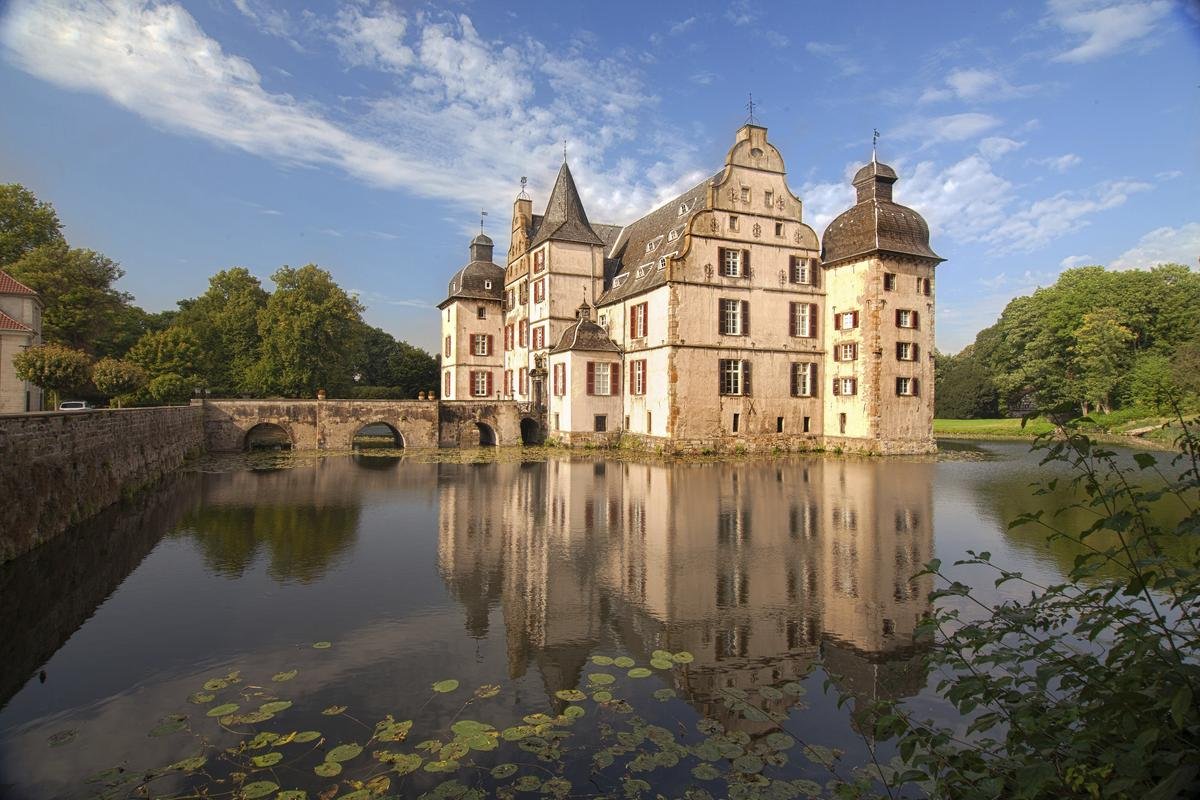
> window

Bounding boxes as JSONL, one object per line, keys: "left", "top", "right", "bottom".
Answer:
{"left": 803, "top": 416, "right": 811, "bottom": 433}
{"left": 740, "top": 186, "right": 750, "bottom": 202}
{"left": 719, "top": 359, "right": 751, "bottom": 396}
{"left": 444, "top": 371, "right": 451, "bottom": 398}
{"left": 471, "top": 371, "right": 492, "bottom": 397}
{"left": 777, "top": 416, "right": 784, "bottom": 432}
{"left": 504, "top": 325, "right": 513, "bottom": 350}
{"left": 917, "top": 276, "right": 931, "bottom": 295}
{"left": 732, "top": 413, "right": 740, "bottom": 433}
{"left": 897, "top": 341, "right": 919, "bottom": 361}
{"left": 790, "top": 256, "right": 811, "bottom": 285}
{"left": 532, "top": 326, "right": 545, "bottom": 350}
{"left": 839, "top": 412, "right": 847, "bottom": 434}
{"left": 764, "top": 190, "right": 774, "bottom": 207}
{"left": 519, "top": 281, "right": 528, "bottom": 304}
{"left": 477, "top": 306, "right": 486, "bottom": 319}
{"left": 646, "top": 411, "right": 652, "bottom": 433}
{"left": 599, "top": 314, "right": 607, "bottom": 330}
{"left": 444, "top": 335, "right": 452, "bottom": 357}
{"left": 896, "top": 377, "right": 919, "bottom": 396}
{"left": 630, "top": 359, "right": 647, "bottom": 395}
{"left": 519, "top": 367, "right": 528, "bottom": 395}
{"left": 629, "top": 302, "right": 648, "bottom": 338}
{"left": 775, "top": 222, "right": 783, "bottom": 236}
{"left": 588, "top": 362, "right": 615, "bottom": 396}
{"left": 484, "top": 279, "right": 492, "bottom": 290}
{"left": 533, "top": 279, "right": 545, "bottom": 303}
{"left": 896, "top": 309, "right": 919, "bottom": 329}
{"left": 472, "top": 333, "right": 492, "bottom": 356}
{"left": 791, "top": 362, "right": 817, "bottom": 397}
{"left": 836, "top": 342, "right": 858, "bottom": 361}
{"left": 833, "top": 377, "right": 858, "bottom": 396}
{"left": 790, "top": 302, "right": 816, "bottom": 337}
{"left": 504, "top": 369, "right": 513, "bottom": 395}
{"left": 719, "top": 298, "right": 750, "bottom": 335}
{"left": 717, "top": 247, "right": 749, "bottom": 277}
{"left": 728, "top": 215, "right": 739, "bottom": 232}
{"left": 506, "top": 288, "right": 514, "bottom": 309}
{"left": 554, "top": 412, "right": 560, "bottom": 430}
{"left": 594, "top": 415, "right": 607, "bottom": 432}
{"left": 884, "top": 273, "right": 896, "bottom": 291}
{"left": 533, "top": 250, "right": 546, "bottom": 273}
{"left": 552, "top": 363, "right": 566, "bottom": 396}
{"left": 835, "top": 310, "right": 859, "bottom": 330}
{"left": 518, "top": 320, "right": 527, "bottom": 347}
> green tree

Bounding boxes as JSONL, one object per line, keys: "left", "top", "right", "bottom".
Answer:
{"left": 12, "top": 343, "right": 92, "bottom": 409}
{"left": 175, "top": 267, "right": 268, "bottom": 394}
{"left": 1174, "top": 339, "right": 1200, "bottom": 403}
{"left": 128, "top": 326, "right": 205, "bottom": 381}
{"left": 0, "top": 183, "right": 64, "bottom": 267}
{"left": 1072, "top": 307, "right": 1134, "bottom": 414}
{"left": 146, "top": 373, "right": 193, "bottom": 405}
{"left": 5, "top": 243, "right": 141, "bottom": 356}
{"left": 935, "top": 347, "right": 999, "bottom": 419}
{"left": 251, "top": 265, "right": 364, "bottom": 397}
{"left": 91, "top": 357, "right": 147, "bottom": 407}
{"left": 1125, "top": 350, "right": 1177, "bottom": 412}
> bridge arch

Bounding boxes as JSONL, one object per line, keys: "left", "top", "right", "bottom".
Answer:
{"left": 245, "top": 422, "right": 293, "bottom": 451}
{"left": 519, "top": 417, "right": 544, "bottom": 446}
{"left": 350, "top": 421, "right": 405, "bottom": 450}
{"left": 475, "top": 422, "right": 497, "bottom": 446}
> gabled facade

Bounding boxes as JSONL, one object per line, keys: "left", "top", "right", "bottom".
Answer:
{"left": 439, "top": 234, "right": 504, "bottom": 400}
{"left": 0, "top": 269, "right": 43, "bottom": 414}
{"left": 440, "top": 124, "right": 942, "bottom": 454}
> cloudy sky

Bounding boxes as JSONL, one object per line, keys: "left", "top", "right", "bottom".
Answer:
{"left": 1, "top": 0, "right": 1196, "bottom": 352}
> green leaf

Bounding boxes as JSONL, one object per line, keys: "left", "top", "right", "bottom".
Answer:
{"left": 311, "top": 641, "right": 332, "bottom": 649}
{"left": 272, "top": 669, "right": 298, "bottom": 682}
{"left": 1170, "top": 685, "right": 1193, "bottom": 728}
{"left": 613, "top": 656, "right": 636, "bottom": 668}
{"left": 240, "top": 781, "right": 279, "bottom": 799}
{"left": 293, "top": 730, "right": 321, "bottom": 743}
{"left": 207, "top": 703, "right": 239, "bottom": 717}
{"left": 313, "top": 761, "right": 341, "bottom": 777}
{"left": 554, "top": 689, "right": 586, "bottom": 702}
{"left": 490, "top": 763, "right": 519, "bottom": 779}
{"left": 251, "top": 752, "right": 282, "bottom": 767}
{"left": 326, "top": 743, "right": 363, "bottom": 763}
{"left": 1134, "top": 452, "right": 1157, "bottom": 469}
{"left": 627, "top": 667, "right": 652, "bottom": 678}
{"left": 432, "top": 679, "right": 460, "bottom": 693}
{"left": 259, "top": 700, "right": 292, "bottom": 714}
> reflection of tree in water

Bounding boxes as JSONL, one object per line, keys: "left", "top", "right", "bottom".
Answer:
{"left": 179, "top": 503, "right": 360, "bottom": 584}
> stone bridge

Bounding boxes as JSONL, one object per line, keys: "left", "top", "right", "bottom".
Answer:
{"left": 199, "top": 399, "right": 541, "bottom": 452}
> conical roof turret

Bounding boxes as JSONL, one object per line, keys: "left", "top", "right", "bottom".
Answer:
{"left": 529, "top": 162, "right": 604, "bottom": 248}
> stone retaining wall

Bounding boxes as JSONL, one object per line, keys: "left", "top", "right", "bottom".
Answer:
{"left": 0, "top": 406, "right": 204, "bottom": 563}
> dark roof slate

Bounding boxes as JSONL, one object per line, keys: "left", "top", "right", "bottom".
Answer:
{"left": 529, "top": 163, "right": 605, "bottom": 248}
{"left": 550, "top": 316, "right": 621, "bottom": 354}
{"left": 440, "top": 259, "right": 505, "bottom": 307}
{"left": 821, "top": 161, "right": 942, "bottom": 266}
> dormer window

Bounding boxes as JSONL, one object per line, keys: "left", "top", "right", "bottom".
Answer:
{"left": 484, "top": 279, "right": 492, "bottom": 290}
{"left": 740, "top": 186, "right": 750, "bottom": 202}
{"left": 477, "top": 306, "right": 486, "bottom": 320}
{"left": 645, "top": 235, "right": 663, "bottom": 253}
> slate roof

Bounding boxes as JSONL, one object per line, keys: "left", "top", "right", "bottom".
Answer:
{"left": 0, "top": 309, "right": 33, "bottom": 332}
{"left": 822, "top": 160, "right": 942, "bottom": 266}
{"left": 550, "top": 308, "right": 622, "bottom": 354}
{"left": 596, "top": 171, "right": 722, "bottom": 306}
{"left": 0, "top": 270, "right": 37, "bottom": 296}
{"left": 529, "top": 163, "right": 605, "bottom": 248}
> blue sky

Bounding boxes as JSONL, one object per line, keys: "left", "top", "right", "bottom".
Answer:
{"left": 1, "top": 0, "right": 1196, "bottom": 353}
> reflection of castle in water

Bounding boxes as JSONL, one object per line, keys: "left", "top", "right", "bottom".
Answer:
{"left": 437, "top": 457, "right": 934, "bottom": 724}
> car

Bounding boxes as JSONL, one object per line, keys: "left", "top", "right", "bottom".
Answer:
{"left": 58, "top": 400, "right": 93, "bottom": 411}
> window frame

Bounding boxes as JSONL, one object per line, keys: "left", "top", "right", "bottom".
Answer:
{"left": 791, "top": 362, "right": 817, "bottom": 397}
{"left": 630, "top": 302, "right": 648, "bottom": 339}
{"left": 630, "top": 359, "right": 647, "bottom": 395}
{"left": 718, "top": 359, "right": 751, "bottom": 396}
{"left": 471, "top": 370, "right": 491, "bottom": 397}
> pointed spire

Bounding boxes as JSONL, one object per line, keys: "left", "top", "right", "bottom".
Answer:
{"left": 529, "top": 161, "right": 603, "bottom": 248}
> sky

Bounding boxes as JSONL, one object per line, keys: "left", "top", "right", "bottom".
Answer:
{"left": 0, "top": 0, "right": 1197, "bottom": 354}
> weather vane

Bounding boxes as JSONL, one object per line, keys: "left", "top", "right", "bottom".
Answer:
{"left": 562, "top": 139, "right": 568, "bottom": 162}
{"left": 519, "top": 176, "right": 529, "bottom": 200}
{"left": 746, "top": 92, "right": 757, "bottom": 124}
{"left": 872, "top": 128, "right": 880, "bottom": 162}
{"left": 479, "top": 209, "right": 488, "bottom": 233}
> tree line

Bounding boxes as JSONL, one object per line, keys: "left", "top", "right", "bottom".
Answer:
{"left": 1, "top": 184, "right": 437, "bottom": 407}
{"left": 935, "top": 264, "right": 1200, "bottom": 419}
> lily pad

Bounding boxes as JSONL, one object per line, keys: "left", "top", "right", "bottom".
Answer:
{"left": 439, "top": 741, "right": 469, "bottom": 760}
{"left": 149, "top": 716, "right": 188, "bottom": 737}
{"left": 423, "top": 759, "right": 460, "bottom": 773}
{"left": 259, "top": 700, "right": 293, "bottom": 714}
{"left": 251, "top": 752, "right": 283, "bottom": 767}
{"left": 313, "top": 760, "right": 341, "bottom": 777}
{"left": 733, "top": 754, "right": 764, "bottom": 774}
{"left": 592, "top": 690, "right": 613, "bottom": 702}
{"left": 651, "top": 649, "right": 673, "bottom": 660}
{"left": 653, "top": 688, "right": 677, "bottom": 701}
{"left": 240, "top": 781, "right": 279, "bottom": 799}
{"left": 376, "top": 717, "right": 414, "bottom": 741}
{"left": 760, "top": 686, "right": 784, "bottom": 701}
{"left": 188, "top": 692, "right": 216, "bottom": 704}
{"left": 169, "top": 755, "right": 207, "bottom": 772}
{"left": 272, "top": 670, "right": 298, "bottom": 682}
{"left": 671, "top": 651, "right": 695, "bottom": 663}
{"left": 390, "top": 753, "right": 423, "bottom": 775}
{"left": 461, "top": 732, "right": 497, "bottom": 751}
{"left": 47, "top": 730, "right": 77, "bottom": 747}
{"left": 649, "top": 657, "right": 673, "bottom": 670}
{"left": 691, "top": 763, "right": 720, "bottom": 781}
{"left": 490, "top": 763, "right": 519, "bottom": 779}
{"left": 627, "top": 667, "right": 652, "bottom": 678}
{"left": 207, "top": 703, "right": 239, "bottom": 717}
{"left": 590, "top": 655, "right": 614, "bottom": 666}
{"left": 232, "top": 710, "right": 275, "bottom": 724}
{"left": 432, "top": 679, "right": 459, "bottom": 693}
{"left": 248, "top": 732, "right": 279, "bottom": 749}
{"left": 203, "top": 678, "right": 229, "bottom": 691}
{"left": 562, "top": 705, "right": 585, "bottom": 719}
{"left": 500, "top": 725, "right": 536, "bottom": 741}
{"left": 767, "top": 732, "right": 794, "bottom": 751}
{"left": 781, "top": 681, "right": 806, "bottom": 696}
{"left": 326, "top": 743, "right": 363, "bottom": 762}
{"left": 586, "top": 673, "right": 615, "bottom": 685}
{"left": 513, "top": 775, "right": 541, "bottom": 792}
{"left": 554, "top": 689, "right": 586, "bottom": 702}
{"left": 312, "top": 641, "right": 332, "bottom": 649}
{"left": 293, "top": 730, "right": 321, "bottom": 743}
{"left": 276, "top": 792, "right": 307, "bottom": 800}
{"left": 321, "top": 705, "right": 347, "bottom": 715}
{"left": 613, "top": 656, "right": 636, "bottom": 668}
{"left": 450, "top": 720, "right": 491, "bottom": 736}
{"left": 542, "top": 777, "right": 572, "bottom": 797}
{"left": 474, "top": 683, "right": 500, "bottom": 698}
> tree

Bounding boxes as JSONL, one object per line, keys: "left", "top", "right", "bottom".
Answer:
{"left": 146, "top": 373, "right": 193, "bottom": 405}
{"left": 935, "top": 347, "right": 999, "bottom": 419}
{"left": 174, "top": 267, "right": 268, "bottom": 394}
{"left": 0, "top": 183, "right": 64, "bottom": 267}
{"left": 1125, "top": 350, "right": 1177, "bottom": 412}
{"left": 12, "top": 343, "right": 91, "bottom": 409}
{"left": 91, "top": 357, "right": 147, "bottom": 407}
{"left": 128, "top": 326, "right": 205, "bottom": 381}
{"left": 4, "top": 243, "right": 141, "bottom": 356}
{"left": 251, "top": 265, "right": 364, "bottom": 397}
{"left": 1072, "top": 307, "right": 1134, "bottom": 414}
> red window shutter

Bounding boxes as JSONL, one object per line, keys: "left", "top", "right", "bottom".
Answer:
{"left": 851, "top": 378, "right": 857, "bottom": 395}
{"left": 487, "top": 334, "right": 494, "bottom": 356}
{"left": 811, "top": 262, "right": 819, "bottom": 288}
{"left": 629, "top": 361, "right": 635, "bottom": 393}
{"left": 611, "top": 363, "right": 619, "bottom": 395}
{"left": 788, "top": 303, "right": 796, "bottom": 336}
{"left": 630, "top": 309, "right": 636, "bottom": 338}
{"left": 741, "top": 300, "right": 750, "bottom": 336}
{"left": 717, "top": 299, "right": 724, "bottom": 336}
{"left": 788, "top": 257, "right": 797, "bottom": 284}
{"left": 791, "top": 364, "right": 799, "bottom": 396}
{"left": 895, "top": 309, "right": 902, "bottom": 327}
{"left": 742, "top": 361, "right": 752, "bottom": 395}
{"left": 912, "top": 310, "right": 920, "bottom": 329}
{"left": 913, "top": 343, "right": 920, "bottom": 360}
{"left": 852, "top": 310, "right": 859, "bottom": 328}
{"left": 912, "top": 377, "right": 920, "bottom": 396}
{"left": 717, "top": 247, "right": 726, "bottom": 274}
{"left": 486, "top": 371, "right": 493, "bottom": 395}
{"left": 742, "top": 249, "right": 751, "bottom": 276}
{"left": 444, "top": 372, "right": 450, "bottom": 397}
{"left": 834, "top": 313, "right": 841, "bottom": 331}
{"left": 586, "top": 362, "right": 595, "bottom": 395}
{"left": 809, "top": 304, "right": 818, "bottom": 337}
{"left": 641, "top": 360, "right": 647, "bottom": 394}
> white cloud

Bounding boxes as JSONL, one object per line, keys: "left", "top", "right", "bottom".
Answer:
{"left": 1030, "top": 153, "right": 1082, "bottom": 172}
{"left": 725, "top": 1, "right": 757, "bottom": 26}
{"left": 1111, "top": 222, "right": 1200, "bottom": 269}
{"left": 1048, "top": 0, "right": 1173, "bottom": 63}
{"left": 798, "top": 179, "right": 855, "bottom": 234}
{"left": 896, "top": 112, "right": 1002, "bottom": 147}
{"left": 668, "top": 16, "right": 697, "bottom": 35}
{"left": 0, "top": 0, "right": 695, "bottom": 240}
{"left": 1059, "top": 254, "right": 1093, "bottom": 268}
{"left": 978, "top": 136, "right": 1024, "bottom": 160}
{"left": 231, "top": 0, "right": 303, "bottom": 48}
{"left": 764, "top": 30, "right": 789, "bottom": 48}
{"left": 805, "top": 41, "right": 863, "bottom": 76}
{"left": 984, "top": 179, "right": 1151, "bottom": 252}
{"left": 920, "top": 68, "right": 1039, "bottom": 104}
{"left": 690, "top": 71, "right": 716, "bottom": 85}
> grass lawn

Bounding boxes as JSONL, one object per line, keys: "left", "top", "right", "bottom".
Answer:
{"left": 934, "top": 418, "right": 1057, "bottom": 437}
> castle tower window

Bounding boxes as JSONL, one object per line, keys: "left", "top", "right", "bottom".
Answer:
{"left": 764, "top": 190, "right": 774, "bottom": 208}
{"left": 833, "top": 377, "right": 857, "bottom": 396}
{"left": 587, "top": 362, "right": 616, "bottom": 396}
{"left": 775, "top": 222, "right": 784, "bottom": 236}
{"left": 533, "top": 279, "right": 545, "bottom": 303}
{"left": 719, "top": 298, "right": 750, "bottom": 336}
{"left": 444, "top": 335, "right": 452, "bottom": 358}
{"left": 740, "top": 186, "right": 750, "bottom": 202}
{"left": 896, "top": 377, "right": 919, "bottom": 396}
{"left": 884, "top": 273, "right": 897, "bottom": 291}
{"left": 718, "top": 247, "right": 749, "bottom": 277}
{"left": 472, "top": 333, "right": 493, "bottom": 356}
{"left": 728, "top": 215, "right": 740, "bottom": 232}
{"left": 471, "top": 370, "right": 492, "bottom": 397}
{"left": 835, "top": 310, "right": 859, "bottom": 330}
{"left": 790, "top": 257, "right": 811, "bottom": 284}
{"left": 630, "top": 302, "right": 648, "bottom": 339}
{"left": 477, "top": 306, "right": 486, "bottom": 319}
{"left": 594, "top": 415, "right": 607, "bottom": 432}
{"left": 444, "top": 371, "right": 451, "bottom": 398}
{"left": 896, "top": 309, "right": 919, "bottom": 329}
{"left": 533, "top": 250, "right": 546, "bottom": 273}
{"left": 518, "top": 320, "right": 527, "bottom": 347}
{"left": 790, "top": 303, "right": 817, "bottom": 338}
{"left": 484, "top": 279, "right": 493, "bottom": 290}
{"left": 836, "top": 342, "right": 858, "bottom": 361}
{"left": 918, "top": 276, "right": 932, "bottom": 295}
{"left": 630, "top": 359, "right": 647, "bottom": 395}
{"left": 790, "top": 362, "right": 817, "bottom": 397}
{"left": 896, "top": 341, "right": 919, "bottom": 361}
{"left": 718, "top": 359, "right": 751, "bottom": 396}
{"left": 532, "top": 325, "right": 545, "bottom": 350}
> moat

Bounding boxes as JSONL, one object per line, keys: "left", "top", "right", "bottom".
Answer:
{"left": 0, "top": 441, "right": 1148, "bottom": 798}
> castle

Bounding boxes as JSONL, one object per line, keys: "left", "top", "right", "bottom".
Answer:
{"left": 439, "top": 124, "right": 941, "bottom": 454}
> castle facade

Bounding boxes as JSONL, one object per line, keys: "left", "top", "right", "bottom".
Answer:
{"left": 438, "top": 124, "right": 942, "bottom": 454}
